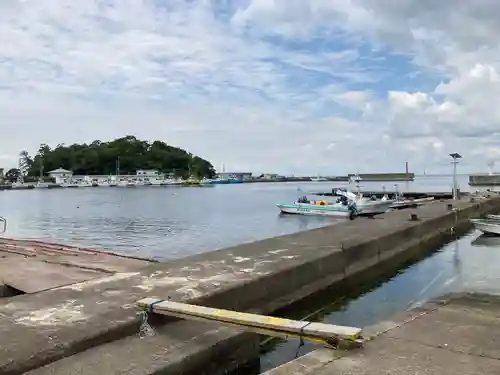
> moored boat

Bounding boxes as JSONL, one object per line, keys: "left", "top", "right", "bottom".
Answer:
{"left": 310, "top": 176, "right": 329, "bottom": 182}
{"left": 61, "top": 182, "right": 80, "bottom": 188}
{"left": 334, "top": 188, "right": 393, "bottom": 216}
{"left": 209, "top": 178, "right": 231, "bottom": 184}
{"left": 277, "top": 194, "right": 357, "bottom": 219}
{"left": 470, "top": 218, "right": 500, "bottom": 235}
{"left": 389, "top": 194, "right": 434, "bottom": 209}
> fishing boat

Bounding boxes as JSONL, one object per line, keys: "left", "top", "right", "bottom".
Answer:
{"left": 387, "top": 190, "right": 434, "bottom": 209}
{"left": 34, "top": 159, "right": 49, "bottom": 188}
{"left": 277, "top": 193, "right": 357, "bottom": 219}
{"left": 310, "top": 176, "right": 329, "bottom": 182}
{"left": 470, "top": 218, "right": 500, "bottom": 235}
{"left": 334, "top": 188, "right": 393, "bottom": 216}
{"left": 34, "top": 180, "right": 50, "bottom": 189}
{"left": 117, "top": 178, "right": 137, "bottom": 187}
{"left": 61, "top": 181, "right": 80, "bottom": 188}
{"left": 209, "top": 177, "right": 231, "bottom": 184}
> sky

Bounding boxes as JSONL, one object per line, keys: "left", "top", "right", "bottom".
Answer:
{"left": 0, "top": 0, "right": 499, "bottom": 175}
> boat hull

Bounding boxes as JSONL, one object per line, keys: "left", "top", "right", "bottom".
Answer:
{"left": 356, "top": 201, "right": 393, "bottom": 215}
{"left": 277, "top": 203, "right": 354, "bottom": 218}
{"left": 390, "top": 197, "right": 434, "bottom": 209}
{"left": 470, "top": 219, "right": 500, "bottom": 235}
{"left": 210, "top": 179, "right": 231, "bottom": 184}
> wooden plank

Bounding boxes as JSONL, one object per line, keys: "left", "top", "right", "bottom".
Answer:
{"left": 136, "top": 298, "right": 362, "bottom": 344}
{"left": 0, "top": 258, "right": 106, "bottom": 293}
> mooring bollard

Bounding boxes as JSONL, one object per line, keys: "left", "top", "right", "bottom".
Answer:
{"left": 447, "top": 203, "right": 453, "bottom": 211}
{"left": 409, "top": 213, "right": 419, "bottom": 221}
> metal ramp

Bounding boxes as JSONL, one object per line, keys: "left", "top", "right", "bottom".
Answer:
{"left": 136, "top": 298, "right": 363, "bottom": 348}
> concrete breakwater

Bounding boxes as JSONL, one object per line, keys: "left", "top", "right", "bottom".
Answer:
{"left": 1, "top": 196, "right": 499, "bottom": 374}
{"left": 469, "top": 174, "right": 500, "bottom": 186}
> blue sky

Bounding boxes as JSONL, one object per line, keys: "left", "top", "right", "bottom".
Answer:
{"left": 0, "top": 0, "right": 499, "bottom": 175}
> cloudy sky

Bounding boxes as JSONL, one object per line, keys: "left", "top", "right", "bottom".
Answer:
{"left": 0, "top": 0, "right": 499, "bottom": 175}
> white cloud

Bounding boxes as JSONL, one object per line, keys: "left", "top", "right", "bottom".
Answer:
{"left": 1, "top": 0, "right": 500, "bottom": 174}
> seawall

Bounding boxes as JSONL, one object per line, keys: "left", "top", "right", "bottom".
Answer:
{"left": 1, "top": 195, "right": 499, "bottom": 374}
{"left": 469, "top": 174, "right": 500, "bottom": 186}
{"left": 348, "top": 172, "right": 415, "bottom": 181}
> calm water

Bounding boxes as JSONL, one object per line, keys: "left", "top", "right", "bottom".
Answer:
{"left": 0, "top": 175, "right": 494, "bottom": 260}
{"left": 260, "top": 229, "right": 500, "bottom": 371}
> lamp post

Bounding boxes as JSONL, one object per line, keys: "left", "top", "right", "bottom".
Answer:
{"left": 449, "top": 153, "right": 462, "bottom": 200}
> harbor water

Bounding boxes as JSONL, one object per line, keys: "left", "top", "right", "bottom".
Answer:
{"left": 0, "top": 174, "right": 487, "bottom": 260}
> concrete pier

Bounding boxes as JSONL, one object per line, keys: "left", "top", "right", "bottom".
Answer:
{"left": 1, "top": 195, "right": 500, "bottom": 374}
{"left": 0, "top": 238, "right": 152, "bottom": 294}
{"left": 261, "top": 292, "right": 500, "bottom": 375}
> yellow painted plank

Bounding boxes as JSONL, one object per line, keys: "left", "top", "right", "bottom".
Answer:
{"left": 136, "top": 298, "right": 362, "bottom": 341}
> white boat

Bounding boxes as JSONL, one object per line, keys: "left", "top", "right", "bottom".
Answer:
{"left": 97, "top": 180, "right": 117, "bottom": 187}
{"left": 61, "top": 182, "right": 80, "bottom": 188}
{"left": 348, "top": 174, "right": 362, "bottom": 184}
{"left": 277, "top": 194, "right": 357, "bottom": 218}
{"left": 486, "top": 214, "right": 500, "bottom": 221}
{"left": 34, "top": 180, "right": 50, "bottom": 188}
{"left": 334, "top": 189, "right": 393, "bottom": 216}
{"left": 388, "top": 193, "right": 434, "bottom": 209}
{"left": 310, "top": 176, "right": 329, "bottom": 182}
{"left": 117, "top": 178, "right": 137, "bottom": 187}
{"left": 470, "top": 218, "right": 500, "bottom": 235}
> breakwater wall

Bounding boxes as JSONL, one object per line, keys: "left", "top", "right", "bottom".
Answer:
{"left": 2, "top": 196, "right": 500, "bottom": 374}
{"left": 348, "top": 172, "right": 415, "bottom": 181}
{"left": 469, "top": 174, "right": 500, "bottom": 186}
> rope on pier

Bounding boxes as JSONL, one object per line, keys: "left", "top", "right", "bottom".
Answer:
{"left": 138, "top": 311, "right": 156, "bottom": 339}
{"left": 138, "top": 299, "right": 165, "bottom": 338}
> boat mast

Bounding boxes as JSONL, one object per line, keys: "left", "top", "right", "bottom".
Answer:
{"left": 17, "top": 152, "right": 25, "bottom": 185}
{"left": 39, "top": 158, "right": 44, "bottom": 183}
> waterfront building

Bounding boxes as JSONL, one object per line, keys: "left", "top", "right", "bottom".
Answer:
{"left": 47, "top": 168, "right": 172, "bottom": 186}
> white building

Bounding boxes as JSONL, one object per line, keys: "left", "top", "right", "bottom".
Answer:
{"left": 47, "top": 168, "right": 73, "bottom": 184}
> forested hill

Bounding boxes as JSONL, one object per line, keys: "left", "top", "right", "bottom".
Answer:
{"left": 22, "top": 136, "right": 215, "bottom": 178}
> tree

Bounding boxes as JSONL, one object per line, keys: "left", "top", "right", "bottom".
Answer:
{"left": 25, "top": 136, "right": 216, "bottom": 178}
{"left": 5, "top": 168, "right": 21, "bottom": 182}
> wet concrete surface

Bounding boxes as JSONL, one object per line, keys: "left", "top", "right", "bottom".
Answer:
{"left": 0, "top": 238, "right": 151, "bottom": 294}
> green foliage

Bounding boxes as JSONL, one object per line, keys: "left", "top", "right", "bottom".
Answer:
{"left": 24, "top": 136, "right": 215, "bottom": 178}
{"left": 4, "top": 168, "right": 20, "bottom": 182}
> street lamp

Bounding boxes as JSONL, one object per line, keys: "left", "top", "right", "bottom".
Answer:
{"left": 449, "top": 153, "right": 462, "bottom": 200}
